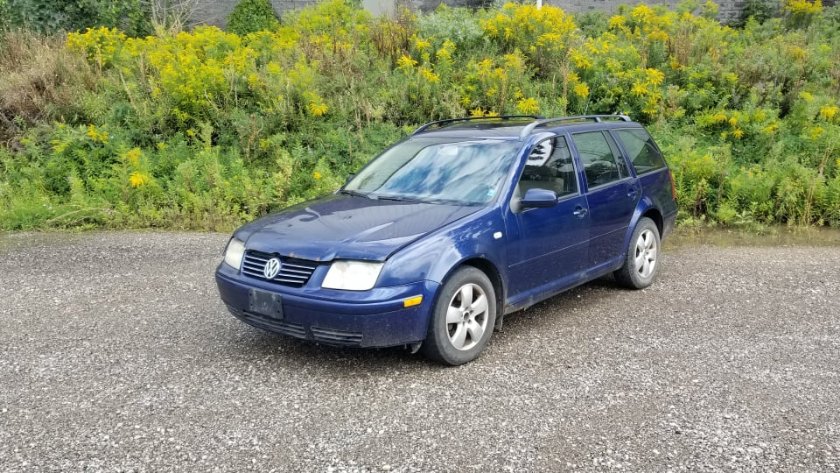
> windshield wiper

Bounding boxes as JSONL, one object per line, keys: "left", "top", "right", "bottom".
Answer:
{"left": 421, "top": 197, "right": 477, "bottom": 206}
{"left": 369, "top": 194, "right": 421, "bottom": 202}
{"left": 339, "top": 189, "right": 374, "bottom": 199}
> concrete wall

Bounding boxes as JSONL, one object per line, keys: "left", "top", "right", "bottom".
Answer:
{"left": 192, "top": 0, "right": 835, "bottom": 27}
{"left": 192, "top": 0, "right": 318, "bottom": 26}
{"left": 545, "top": 0, "right": 744, "bottom": 23}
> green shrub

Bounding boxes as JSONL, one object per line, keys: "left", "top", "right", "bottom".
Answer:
{"left": 227, "top": 0, "right": 279, "bottom": 36}
{"left": 3, "top": 0, "right": 150, "bottom": 35}
{"left": 0, "top": 1, "right": 838, "bottom": 230}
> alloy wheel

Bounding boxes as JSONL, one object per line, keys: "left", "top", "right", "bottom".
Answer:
{"left": 445, "top": 283, "right": 489, "bottom": 351}
{"left": 634, "top": 229, "right": 657, "bottom": 278}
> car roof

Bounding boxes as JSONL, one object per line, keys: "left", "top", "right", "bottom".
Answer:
{"left": 410, "top": 116, "right": 645, "bottom": 141}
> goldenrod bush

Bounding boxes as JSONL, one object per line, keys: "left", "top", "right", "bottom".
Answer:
{"left": 0, "top": 0, "right": 838, "bottom": 230}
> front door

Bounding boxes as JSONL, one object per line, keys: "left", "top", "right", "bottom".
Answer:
{"left": 506, "top": 137, "right": 590, "bottom": 299}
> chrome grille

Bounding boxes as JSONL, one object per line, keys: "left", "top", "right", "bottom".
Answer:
{"left": 241, "top": 250, "right": 318, "bottom": 287}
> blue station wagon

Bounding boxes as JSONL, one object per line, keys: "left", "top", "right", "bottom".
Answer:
{"left": 216, "top": 115, "right": 678, "bottom": 365}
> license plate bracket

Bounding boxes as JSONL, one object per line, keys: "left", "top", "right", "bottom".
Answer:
{"left": 248, "top": 289, "right": 284, "bottom": 320}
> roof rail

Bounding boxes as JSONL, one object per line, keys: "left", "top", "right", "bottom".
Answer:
{"left": 412, "top": 115, "right": 543, "bottom": 135}
{"left": 519, "top": 114, "right": 632, "bottom": 140}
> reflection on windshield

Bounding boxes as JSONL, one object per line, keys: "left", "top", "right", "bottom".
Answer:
{"left": 344, "top": 138, "right": 520, "bottom": 205}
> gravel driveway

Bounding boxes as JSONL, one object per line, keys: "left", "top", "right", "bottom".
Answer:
{"left": 1, "top": 232, "right": 839, "bottom": 472}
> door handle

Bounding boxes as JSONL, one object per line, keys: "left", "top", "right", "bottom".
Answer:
{"left": 573, "top": 206, "right": 588, "bottom": 218}
{"left": 627, "top": 188, "right": 638, "bottom": 199}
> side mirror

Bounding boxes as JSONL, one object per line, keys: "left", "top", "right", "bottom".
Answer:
{"left": 521, "top": 188, "right": 558, "bottom": 208}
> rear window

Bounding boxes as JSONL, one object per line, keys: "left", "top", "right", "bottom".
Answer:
{"left": 615, "top": 129, "right": 667, "bottom": 175}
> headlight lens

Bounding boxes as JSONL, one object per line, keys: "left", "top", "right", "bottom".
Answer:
{"left": 223, "top": 238, "right": 246, "bottom": 270}
{"left": 322, "top": 260, "right": 384, "bottom": 291}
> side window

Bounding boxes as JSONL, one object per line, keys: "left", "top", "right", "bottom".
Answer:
{"left": 616, "top": 128, "right": 667, "bottom": 175}
{"left": 519, "top": 137, "right": 578, "bottom": 197}
{"left": 572, "top": 131, "right": 629, "bottom": 188}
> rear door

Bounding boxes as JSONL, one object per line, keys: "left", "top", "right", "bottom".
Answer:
{"left": 570, "top": 131, "right": 640, "bottom": 268}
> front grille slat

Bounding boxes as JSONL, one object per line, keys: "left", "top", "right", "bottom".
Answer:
{"left": 276, "top": 267, "right": 312, "bottom": 276}
{"left": 241, "top": 251, "right": 318, "bottom": 287}
{"left": 282, "top": 262, "right": 317, "bottom": 270}
{"left": 311, "top": 326, "right": 363, "bottom": 346}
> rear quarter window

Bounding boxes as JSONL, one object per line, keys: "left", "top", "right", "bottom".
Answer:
{"left": 616, "top": 129, "right": 667, "bottom": 175}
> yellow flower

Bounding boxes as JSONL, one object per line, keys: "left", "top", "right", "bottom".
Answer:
{"left": 648, "top": 29, "right": 669, "bottom": 42}
{"left": 397, "top": 54, "right": 417, "bottom": 69}
{"left": 414, "top": 37, "right": 431, "bottom": 52}
{"left": 819, "top": 105, "right": 839, "bottom": 121}
{"left": 762, "top": 123, "right": 780, "bottom": 135}
{"left": 787, "top": 45, "right": 807, "bottom": 61}
{"left": 732, "top": 128, "right": 745, "bottom": 139}
{"left": 728, "top": 116, "right": 739, "bottom": 127}
{"left": 420, "top": 67, "right": 440, "bottom": 84}
{"left": 799, "top": 91, "right": 815, "bottom": 103}
{"left": 573, "top": 83, "right": 590, "bottom": 98}
{"left": 124, "top": 147, "right": 142, "bottom": 166}
{"left": 631, "top": 4, "right": 655, "bottom": 24}
{"left": 470, "top": 108, "right": 485, "bottom": 117}
{"left": 129, "top": 172, "right": 150, "bottom": 188}
{"left": 631, "top": 82, "right": 647, "bottom": 97}
{"left": 308, "top": 102, "right": 329, "bottom": 117}
{"left": 570, "top": 50, "right": 592, "bottom": 70}
{"left": 436, "top": 40, "right": 455, "bottom": 62}
{"left": 669, "top": 57, "right": 681, "bottom": 70}
{"left": 312, "top": 171, "right": 322, "bottom": 180}
{"left": 608, "top": 15, "right": 625, "bottom": 30}
{"left": 808, "top": 126, "right": 825, "bottom": 139}
{"left": 784, "top": 0, "right": 823, "bottom": 15}
{"left": 86, "top": 124, "right": 109, "bottom": 143}
{"left": 516, "top": 97, "right": 539, "bottom": 115}
{"left": 646, "top": 68, "right": 665, "bottom": 86}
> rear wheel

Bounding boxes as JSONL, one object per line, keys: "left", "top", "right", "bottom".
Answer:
{"left": 614, "top": 217, "right": 661, "bottom": 289}
{"left": 421, "top": 267, "right": 496, "bottom": 365}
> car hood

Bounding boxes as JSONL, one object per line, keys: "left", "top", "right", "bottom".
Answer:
{"left": 241, "top": 194, "right": 480, "bottom": 262}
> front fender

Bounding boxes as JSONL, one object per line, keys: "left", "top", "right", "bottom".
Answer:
{"left": 378, "top": 209, "right": 507, "bottom": 287}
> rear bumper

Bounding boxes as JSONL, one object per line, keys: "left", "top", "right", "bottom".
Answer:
{"left": 215, "top": 264, "right": 438, "bottom": 348}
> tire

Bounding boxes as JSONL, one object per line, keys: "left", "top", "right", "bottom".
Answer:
{"left": 614, "top": 217, "right": 661, "bottom": 289}
{"left": 421, "top": 267, "right": 497, "bottom": 366}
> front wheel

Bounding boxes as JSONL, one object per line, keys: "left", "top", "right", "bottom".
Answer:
{"left": 614, "top": 217, "right": 661, "bottom": 289}
{"left": 421, "top": 267, "right": 496, "bottom": 365}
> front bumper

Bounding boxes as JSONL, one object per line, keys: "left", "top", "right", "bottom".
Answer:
{"left": 215, "top": 263, "right": 439, "bottom": 348}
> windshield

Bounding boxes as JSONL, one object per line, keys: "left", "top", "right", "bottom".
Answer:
{"left": 344, "top": 138, "right": 520, "bottom": 205}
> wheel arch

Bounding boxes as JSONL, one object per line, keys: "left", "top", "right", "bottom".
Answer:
{"left": 640, "top": 207, "right": 663, "bottom": 236}
{"left": 434, "top": 256, "right": 506, "bottom": 331}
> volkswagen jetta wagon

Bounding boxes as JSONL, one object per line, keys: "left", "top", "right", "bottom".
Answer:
{"left": 216, "top": 115, "right": 678, "bottom": 365}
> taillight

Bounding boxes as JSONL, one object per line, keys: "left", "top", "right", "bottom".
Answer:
{"left": 669, "top": 171, "right": 678, "bottom": 202}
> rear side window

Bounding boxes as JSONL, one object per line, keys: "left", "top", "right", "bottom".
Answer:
{"left": 616, "top": 128, "right": 667, "bottom": 175}
{"left": 572, "top": 131, "right": 629, "bottom": 188}
{"left": 519, "top": 137, "right": 578, "bottom": 198}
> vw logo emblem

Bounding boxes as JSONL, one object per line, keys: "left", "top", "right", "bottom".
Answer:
{"left": 263, "top": 258, "right": 282, "bottom": 279}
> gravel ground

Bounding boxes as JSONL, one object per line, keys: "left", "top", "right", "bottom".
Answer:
{"left": 0, "top": 231, "right": 839, "bottom": 472}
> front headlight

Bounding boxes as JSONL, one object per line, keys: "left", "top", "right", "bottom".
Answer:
{"left": 223, "top": 238, "right": 246, "bottom": 270}
{"left": 322, "top": 260, "right": 384, "bottom": 291}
